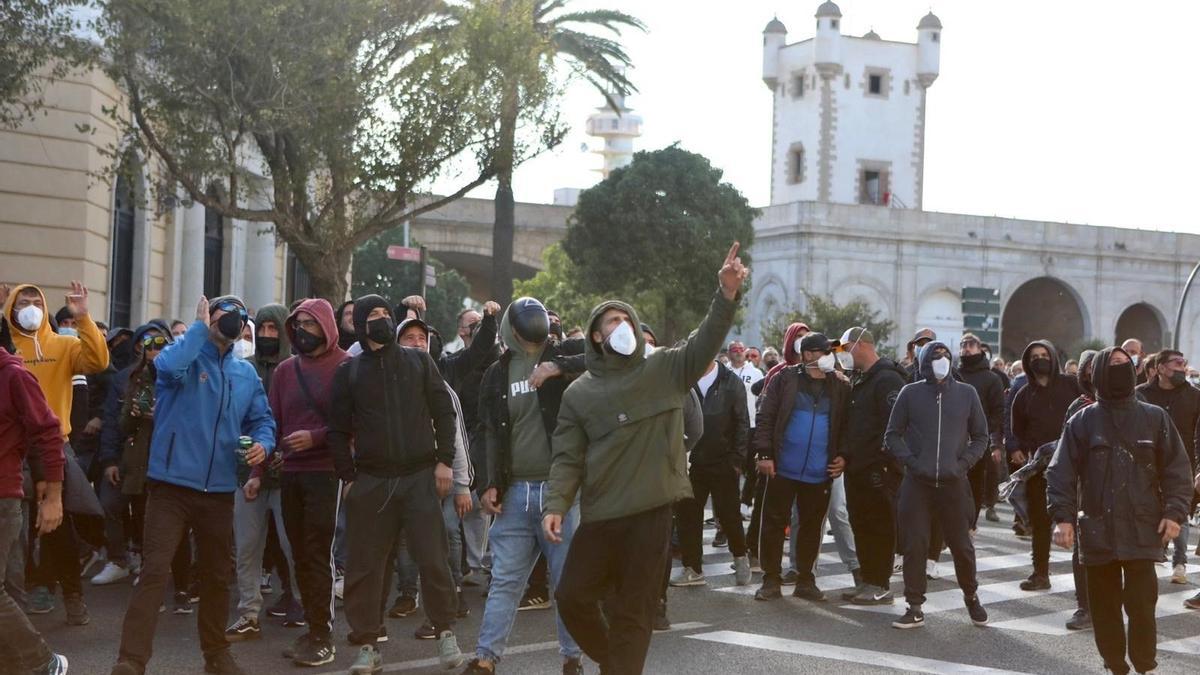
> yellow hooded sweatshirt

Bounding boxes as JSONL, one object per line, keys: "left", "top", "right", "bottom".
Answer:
{"left": 4, "top": 283, "right": 110, "bottom": 439}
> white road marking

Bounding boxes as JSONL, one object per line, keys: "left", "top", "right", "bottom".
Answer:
{"left": 990, "top": 589, "right": 1199, "bottom": 636}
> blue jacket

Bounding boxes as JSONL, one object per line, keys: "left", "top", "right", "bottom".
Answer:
{"left": 147, "top": 321, "right": 275, "bottom": 493}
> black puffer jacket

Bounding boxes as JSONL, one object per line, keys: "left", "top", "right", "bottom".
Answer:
{"left": 689, "top": 362, "right": 749, "bottom": 469}
{"left": 841, "top": 357, "right": 908, "bottom": 474}
{"left": 1048, "top": 347, "right": 1193, "bottom": 565}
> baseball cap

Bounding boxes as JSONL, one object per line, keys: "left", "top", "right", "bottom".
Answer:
{"left": 799, "top": 333, "right": 835, "bottom": 353}
{"left": 839, "top": 327, "right": 875, "bottom": 346}
{"left": 910, "top": 327, "right": 936, "bottom": 344}
{"left": 396, "top": 317, "right": 430, "bottom": 338}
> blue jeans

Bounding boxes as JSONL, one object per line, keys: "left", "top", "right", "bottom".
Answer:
{"left": 476, "top": 481, "right": 581, "bottom": 662}
{"left": 1172, "top": 522, "right": 1190, "bottom": 566}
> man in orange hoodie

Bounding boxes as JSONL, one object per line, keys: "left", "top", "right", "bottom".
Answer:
{"left": 2, "top": 282, "right": 109, "bottom": 623}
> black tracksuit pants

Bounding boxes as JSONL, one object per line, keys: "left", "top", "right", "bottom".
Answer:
{"left": 897, "top": 475, "right": 978, "bottom": 607}
{"left": 844, "top": 465, "right": 899, "bottom": 589}
{"left": 557, "top": 504, "right": 671, "bottom": 675}
{"left": 281, "top": 471, "right": 340, "bottom": 640}
{"left": 1086, "top": 559, "right": 1157, "bottom": 675}
{"left": 1026, "top": 474, "right": 1052, "bottom": 577}
{"left": 343, "top": 468, "right": 455, "bottom": 645}
{"left": 678, "top": 463, "right": 746, "bottom": 572}
{"left": 759, "top": 476, "right": 830, "bottom": 585}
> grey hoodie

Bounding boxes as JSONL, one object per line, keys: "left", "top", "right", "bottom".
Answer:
{"left": 884, "top": 341, "right": 988, "bottom": 486}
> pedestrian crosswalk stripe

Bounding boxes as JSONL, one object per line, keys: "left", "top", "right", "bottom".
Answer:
{"left": 989, "top": 589, "right": 1199, "bottom": 636}
{"left": 686, "top": 631, "right": 1033, "bottom": 674}
{"left": 1160, "top": 633, "right": 1200, "bottom": 656}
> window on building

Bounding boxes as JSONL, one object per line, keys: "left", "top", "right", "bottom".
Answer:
{"left": 792, "top": 73, "right": 805, "bottom": 98}
{"left": 109, "top": 172, "right": 135, "bottom": 329}
{"left": 831, "top": 19, "right": 839, "bottom": 29}
{"left": 868, "top": 74, "right": 882, "bottom": 95}
{"left": 787, "top": 144, "right": 805, "bottom": 184}
{"left": 932, "top": 32, "right": 940, "bottom": 43}
{"left": 203, "top": 189, "right": 225, "bottom": 298}
{"left": 859, "top": 167, "right": 890, "bottom": 205}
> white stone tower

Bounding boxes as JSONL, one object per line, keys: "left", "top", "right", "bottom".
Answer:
{"left": 585, "top": 94, "right": 643, "bottom": 178}
{"left": 762, "top": 2, "right": 942, "bottom": 208}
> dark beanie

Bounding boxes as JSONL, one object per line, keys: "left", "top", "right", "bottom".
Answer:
{"left": 55, "top": 306, "right": 73, "bottom": 326}
{"left": 640, "top": 322, "right": 657, "bottom": 343}
{"left": 352, "top": 294, "right": 392, "bottom": 340}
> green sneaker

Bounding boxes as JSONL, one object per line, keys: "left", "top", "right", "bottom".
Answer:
{"left": 349, "top": 645, "right": 382, "bottom": 674}
{"left": 437, "top": 630, "right": 465, "bottom": 670}
{"left": 29, "top": 586, "right": 54, "bottom": 614}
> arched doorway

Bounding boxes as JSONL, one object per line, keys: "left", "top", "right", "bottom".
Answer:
{"left": 1001, "top": 277, "right": 1087, "bottom": 361}
{"left": 203, "top": 187, "right": 225, "bottom": 298}
{"left": 109, "top": 171, "right": 136, "bottom": 329}
{"left": 1114, "top": 303, "right": 1164, "bottom": 352}
{"left": 915, "top": 289, "right": 963, "bottom": 349}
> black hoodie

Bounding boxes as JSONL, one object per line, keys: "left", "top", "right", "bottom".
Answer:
{"left": 954, "top": 353, "right": 1005, "bottom": 446}
{"left": 1047, "top": 347, "right": 1193, "bottom": 565}
{"left": 1011, "top": 339, "right": 1080, "bottom": 459}
{"left": 841, "top": 356, "right": 909, "bottom": 474}
{"left": 335, "top": 300, "right": 357, "bottom": 351}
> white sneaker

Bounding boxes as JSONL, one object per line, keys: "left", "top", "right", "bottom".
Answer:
{"left": 91, "top": 562, "right": 131, "bottom": 585}
{"left": 926, "top": 560, "right": 942, "bottom": 580}
{"left": 1172, "top": 564, "right": 1188, "bottom": 584}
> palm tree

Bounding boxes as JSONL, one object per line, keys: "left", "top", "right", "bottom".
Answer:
{"left": 441, "top": 0, "right": 645, "bottom": 307}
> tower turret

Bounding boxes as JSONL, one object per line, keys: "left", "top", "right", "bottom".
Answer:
{"left": 813, "top": 1, "right": 842, "bottom": 76}
{"left": 762, "top": 17, "right": 788, "bottom": 89}
{"left": 917, "top": 12, "right": 942, "bottom": 87}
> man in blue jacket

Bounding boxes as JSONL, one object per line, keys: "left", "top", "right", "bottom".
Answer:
{"left": 110, "top": 295, "right": 275, "bottom": 675}
{"left": 885, "top": 341, "right": 989, "bottom": 630}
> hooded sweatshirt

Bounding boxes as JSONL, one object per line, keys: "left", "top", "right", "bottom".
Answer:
{"left": 500, "top": 305, "right": 554, "bottom": 481}
{"left": 4, "top": 283, "right": 110, "bottom": 439}
{"left": 761, "top": 322, "right": 807, "bottom": 390}
{"left": 1047, "top": 347, "right": 1193, "bottom": 565}
{"left": 545, "top": 289, "right": 738, "bottom": 523}
{"left": 265, "top": 298, "right": 349, "bottom": 474}
{"left": 97, "top": 321, "right": 173, "bottom": 471}
{"left": 1, "top": 350, "right": 65, "bottom": 498}
{"left": 251, "top": 303, "right": 291, "bottom": 393}
{"left": 1064, "top": 349, "right": 1099, "bottom": 421}
{"left": 884, "top": 341, "right": 989, "bottom": 486}
{"left": 1011, "top": 339, "right": 1080, "bottom": 459}
{"left": 335, "top": 300, "right": 357, "bottom": 351}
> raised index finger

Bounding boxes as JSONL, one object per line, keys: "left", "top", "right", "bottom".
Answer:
{"left": 724, "top": 242, "right": 741, "bottom": 265}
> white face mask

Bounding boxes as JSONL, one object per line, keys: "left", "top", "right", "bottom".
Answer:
{"left": 816, "top": 353, "right": 836, "bottom": 373}
{"left": 17, "top": 305, "right": 43, "bottom": 332}
{"left": 1130, "top": 354, "right": 1140, "bottom": 367}
{"left": 836, "top": 351, "right": 854, "bottom": 371}
{"left": 644, "top": 343, "right": 656, "bottom": 358}
{"left": 605, "top": 321, "right": 637, "bottom": 356}
{"left": 233, "top": 339, "right": 255, "bottom": 360}
{"left": 932, "top": 357, "right": 951, "bottom": 380}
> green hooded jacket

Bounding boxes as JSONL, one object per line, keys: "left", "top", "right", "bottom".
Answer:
{"left": 545, "top": 289, "right": 738, "bottom": 523}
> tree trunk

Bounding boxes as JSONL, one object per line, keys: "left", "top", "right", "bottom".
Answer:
{"left": 491, "top": 86, "right": 518, "bottom": 308}
{"left": 299, "top": 245, "right": 352, "bottom": 308}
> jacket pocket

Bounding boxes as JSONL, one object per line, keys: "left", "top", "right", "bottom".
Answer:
{"left": 1078, "top": 513, "right": 1113, "bottom": 558}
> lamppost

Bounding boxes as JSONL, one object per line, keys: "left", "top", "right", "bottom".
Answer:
{"left": 1173, "top": 260, "right": 1200, "bottom": 349}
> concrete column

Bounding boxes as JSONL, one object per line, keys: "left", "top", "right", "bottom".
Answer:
{"left": 228, "top": 219, "right": 247, "bottom": 299}
{"left": 243, "top": 223, "right": 277, "bottom": 310}
{"left": 178, "top": 202, "right": 205, "bottom": 313}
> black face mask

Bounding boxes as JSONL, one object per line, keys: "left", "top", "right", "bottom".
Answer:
{"left": 1030, "top": 358, "right": 1053, "bottom": 376}
{"left": 960, "top": 352, "right": 985, "bottom": 368}
{"left": 256, "top": 337, "right": 280, "bottom": 357}
{"left": 215, "top": 311, "right": 244, "bottom": 341}
{"left": 111, "top": 340, "right": 135, "bottom": 370}
{"left": 293, "top": 329, "right": 322, "bottom": 355}
{"left": 1168, "top": 370, "right": 1188, "bottom": 387}
{"left": 366, "top": 317, "right": 395, "bottom": 345}
{"left": 1105, "top": 363, "right": 1136, "bottom": 399}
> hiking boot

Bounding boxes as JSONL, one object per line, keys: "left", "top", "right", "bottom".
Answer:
{"left": 415, "top": 620, "right": 438, "bottom": 640}
{"left": 733, "top": 556, "right": 752, "bottom": 586}
{"left": 1185, "top": 590, "right": 1200, "bottom": 609}
{"left": 892, "top": 606, "right": 925, "bottom": 629}
{"left": 669, "top": 567, "right": 706, "bottom": 587}
{"left": 780, "top": 569, "right": 798, "bottom": 585}
{"left": 519, "top": 589, "right": 551, "bottom": 610}
{"left": 388, "top": 594, "right": 419, "bottom": 618}
{"left": 754, "top": 574, "right": 782, "bottom": 601}
{"left": 91, "top": 562, "right": 131, "bottom": 585}
{"left": 985, "top": 507, "right": 1000, "bottom": 522}
{"left": 438, "top": 630, "right": 466, "bottom": 669}
{"left": 1066, "top": 609, "right": 1092, "bottom": 630}
{"left": 64, "top": 593, "right": 89, "bottom": 625}
{"left": 965, "top": 594, "right": 988, "bottom": 626}
{"left": 851, "top": 585, "right": 895, "bottom": 605}
{"left": 282, "top": 633, "right": 312, "bottom": 659}
{"left": 791, "top": 583, "right": 825, "bottom": 601}
{"left": 173, "top": 591, "right": 193, "bottom": 615}
{"left": 29, "top": 586, "right": 54, "bottom": 614}
{"left": 293, "top": 634, "right": 335, "bottom": 667}
{"left": 349, "top": 645, "right": 382, "bottom": 674}
{"left": 1172, "top": 564, "right": 1188, "bottom": 584}
{"left": 1020, "top": 574, "right": 1051, "bottom": 591}
{"left": 37, "top": 654, "right": 69, "bottom": 675}
{"left": 224, "top": 616, "right": 261, "bottom": 642}
{"left": 204, "top": 650, "right": 245, "bottom": 674}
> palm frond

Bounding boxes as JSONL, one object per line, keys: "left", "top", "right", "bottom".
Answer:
{"left": 534, "top": 0, "right": 570, "bottom": 21}
{"left": 547, "top": 9, "right": 646, "bottom": 34}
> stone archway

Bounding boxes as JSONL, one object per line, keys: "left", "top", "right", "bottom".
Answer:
{"left": 1114, "top": 303, "right": 1165, "bottom": 352}
{"left": 1001, "top": 277, "right": 1087, "bottom": 361}
{"left": 914, "top": 289, "right": 963, "bottom": 349}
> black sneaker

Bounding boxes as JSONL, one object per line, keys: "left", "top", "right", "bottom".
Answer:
{"left": 414, "top": 620, "right": 438, "bottom": 640}
{"left": 965, "top": 595, "right": 988, "bottom": 626}
{"left": 754, "top": 574, "right": 782, "bottom": 601}
{"left": 282, "top": 633, "right": 312, "bottom": 659}
{"left": 713, "top": 531, "right": 728, "bottom": 548}
{"left": 284, "top": 600, "right": 307, "bottom": 628}
{"left": 224, "top": 616, "right": 261, "bottom": 642}
{"left": 1019, "top": 575, "right": 1050, "bottom": 591}
{"left": 562, "top": 658, "right": 584, "bottom": 675}
{"left": 780, "top": 569, "right": 798, "bottom": 585}
{"left": 892, "top": 607, "right": 925, "bottom": 629}
{"left": 388, "top": 594, "right": 419, "bottom": 618}
{"left": 791, "top": 583, "right": 825, "bottom": 602}
{"left": 984, "top": 507, "right": 1000, "bottom": 523}
{"left": 174, "top": 591, "right": 194, "bottom": 614}
{"left": 456, "top": 589, "right": 471, "bottom": 618}
{"left": 204, "top": 650, "right": 246, "bottom": 674}
{"left": 378, "top": 625, "right": 389, "bottom": 643}
{"left": 1065, "top": 609, "right": 1092, "bottom": 630}
{"left": 293, "top": 635, "right": 336, "bottom": 667}
{"left": 518, "top": 591, "right": 551, "bottom": 611}
{"left": 268, "top": 593, "right": 292, "bottom": 617}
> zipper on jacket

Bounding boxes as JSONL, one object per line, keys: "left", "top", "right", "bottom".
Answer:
{"left": 203, "top": 356, "right": 228, "bottom": 492}
{"left": 935, "top": 391, "right": 943, "bottom": 487}
{"left": 798, "top": 377, "right": 824, "bottom": 480}
{"left": 381, "top": 354, "right": 397, "bottom": 471}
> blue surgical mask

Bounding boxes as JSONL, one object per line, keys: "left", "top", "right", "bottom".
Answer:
{"left": 58, "top": 326, "right": 78, "bottom": 337}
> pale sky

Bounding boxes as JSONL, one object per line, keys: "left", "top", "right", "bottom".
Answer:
{"left": 433, "top": 0, "right": 1200, "bottom": 233}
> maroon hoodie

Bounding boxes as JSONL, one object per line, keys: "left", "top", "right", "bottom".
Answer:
{"left": 762, "top": 322, "right": 809, "bottom": 389}
{"left": 0, "top": 349, "right": 65, "bottom": 498}
{"left": 263, "top": 298, "right": 350, "bottom": 474}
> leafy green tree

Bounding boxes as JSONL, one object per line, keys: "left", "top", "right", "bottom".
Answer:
{"left": 350, "top": 229, "right": 471, "bottom": 340}
{"left": 760, "top": 293, "right": 896, "bottom": 354}
{"left": 441, "top": 0, "right": 644, "bottom": 308}
{"left": 562, "top": 146, "right": 757, "bottom": 343}
{"left": 1, "top": 0, "right": 93, "bottom": 127}
{"left": 97, "top": 0, "right": 503, "bottom": 303}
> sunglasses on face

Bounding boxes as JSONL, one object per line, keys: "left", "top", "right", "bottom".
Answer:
{"left": 142, "top": 335, "right": 168, "bottom": 349}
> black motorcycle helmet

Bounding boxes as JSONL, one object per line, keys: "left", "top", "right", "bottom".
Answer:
{"left": 509, "top": 297, "right": 550, "bottom": 344}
